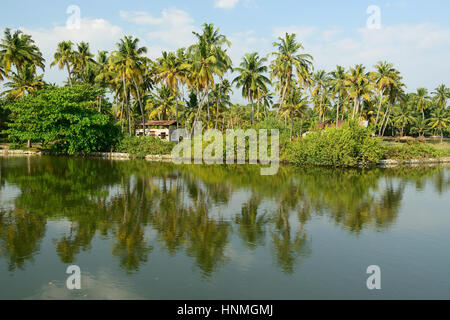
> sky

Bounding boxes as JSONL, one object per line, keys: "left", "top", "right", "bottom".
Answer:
{"left": 1, "top": 0, "right": 450, "bottom": 100}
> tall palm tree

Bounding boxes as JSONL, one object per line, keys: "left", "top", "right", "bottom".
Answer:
{"left": 2, "top": 63, "right": 44, "bottom": 100}
{"left": 72, "top": 42, "right": 96, "bottom": 79}
{"left": 413, "top": 87, "right": 430, "bottom": 121}
{"left": 109, "top": 36, "right": 148, "bottom": 134}
{"left": 280, "top": 86, "right": 309, "bottom": 140}
{"left": 154, "top": 50, "right": 190, "bottom": 130}
{"left": 233, "top": 52, "right": 271, "bottom": 125}
{"left": 432, "top": 84, "right": 449, "bottom": 109}
{"left": 188, "top": 23, "right": 231, "bottom": 131}
{"left": 270, "top": 33, "right": 313, "bottom": 115}
{"left": 50, "top": 41, "right": 75, "bottom": 87}
{"left": 209, "top": 79, "right": 232, "bottom": 130}
{"left": 345, "top": 64, "right": 373, "bottom": 120}
{"left": 311, "top": 70, "right": 330, "bottom": 123}
{"left": 329, "top": 65, "right": 348, "bottom": 127}
{"left": 0, "top": 28, "right": 45, "bottom": 74}
{"left": 372, "top": 61, "right": 402, "bottom": 128}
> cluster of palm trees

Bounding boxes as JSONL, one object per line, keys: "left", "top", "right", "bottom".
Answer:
{"left": 1, "top": 24, "right": 449, "bottom": 141}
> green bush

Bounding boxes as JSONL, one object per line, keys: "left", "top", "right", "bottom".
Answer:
{"left": 4, "top": 85, "right": 121, "bottom": 155}
{"left": 383, "top": 141, "right": 447, "bottom": 160}
{"left": 8, "top": 142, "right": 27, "bottom": 150}
{"left": 115, "top": 136, "right": 175, "bottom": 158}
{"left": 290, "top": 121, "right": 384, "bottom": 167}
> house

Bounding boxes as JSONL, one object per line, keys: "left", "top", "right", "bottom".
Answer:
{"left": 135, "top": 120, "right": 180, "bottom": 142}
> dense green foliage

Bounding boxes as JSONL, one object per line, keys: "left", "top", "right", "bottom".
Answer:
{"left": 383, "top": 141, "right": 450, "bottom": 160}
{"left": 3, "top": 85, "right": 120, "bottom": 155}
{"left": 287, "top": 122, "right": 384, "bottom": 167}
{"left": 115, "top": 136, "right": 175, "bottom": 158}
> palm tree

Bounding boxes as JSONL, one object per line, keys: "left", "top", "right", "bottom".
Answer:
{"left": 280, "top": 86, "right": 309, "bottom": 140}
{"left": 413, "top": 88, "right": 430, "bottom": 121}
{"left": 109, "top": 36, "right": 148, "bottom": 134}
{"left": 50, "top": 41, "right": 75, "bottom": 87}
{"left": 188, "top": 23, "right": 231, "bottom": 131}
{"left": 392, "top": 104, "right": 415, "bottom": 137}
{"left": 2, "top": 63, "right": 44, "bottom": 100}
{"left": 146, "top": 85, "right": 176, "bottom": 120}
{"left": 72, "top": 42, "right": 96, "bottom": 79}
{"left": 311, "top": 70, "right": 330, "bottom": 123}
{"left": 411, "top": 117, "right": 428, "bottom": 138}
{"left": 154, "top": 50, "right": 190, "bottom": 130}
{"left": 372, "top": 61, "right": 402, "bottom": 128}
{"left": 329, "top": 65, "right": 348, "bottom": 127}
{"left": 209, "top": 79, "right": 232, "bottom": 130}
{"left": 432, "top": 84, "right": 449, "bottom": 109}
{"left": 233, "top": 52, "right": 271, "bottom": 125}
{"left": 0, "top": 28, "right": 45, "bottom": 74}
{"left": 270, "top": 33, "right": 313, "bottom": 116}
{"left": 345, "top": 64, "right": 373, "bottom": 120}
{"left": 380, "top": 84, "right": 405, "bottom": 136}
{"left": 428, "top": 108, "right": 449, "bottom": 142}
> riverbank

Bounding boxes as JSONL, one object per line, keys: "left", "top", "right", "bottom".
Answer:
{"left": 2, "top": 149, "right": 450, "bottom": 168}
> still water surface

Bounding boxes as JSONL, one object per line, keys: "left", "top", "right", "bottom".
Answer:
{"left": 0, "top": 156, "right": 449, "bottom": 299}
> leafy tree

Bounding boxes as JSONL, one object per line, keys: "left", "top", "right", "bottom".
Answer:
{"left": 4, "top": 85, "right": 120, "bottom": 154}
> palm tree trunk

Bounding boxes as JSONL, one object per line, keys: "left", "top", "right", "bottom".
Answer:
{"left": 122, "top": 74, "right": 130, "bottom": 135}
{"left": 335, "top": 98, "right": 339, "bottom": 128}
{"left": 132, "top": 78, "right": 146, "bottom": 136}
{"left": 290, "top": 114, "right": 294, "bottom": 141}
{"left": 375, "top": 92, "right": 383, "bottom": 129}
{"left": 66, "top": 63, "right": 73, "bottom": 87}
{"left": 250, "top": 94, "right": 254, "bottom": 125}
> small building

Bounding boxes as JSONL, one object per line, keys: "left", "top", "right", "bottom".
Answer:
{"left": 135, "top": 120, "right": 180, "bottom": 142}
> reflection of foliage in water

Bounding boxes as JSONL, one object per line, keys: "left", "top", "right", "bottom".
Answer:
{"left": 0, "top": 156, "right": 447, "bottom": 275}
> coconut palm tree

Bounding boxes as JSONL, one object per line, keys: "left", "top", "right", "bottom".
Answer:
{"left": 146, "top": 85, "right": 176, "bottom": 120}
{"left": 2, "top": 63, "right": 44, "bottom": 100}
{"left": 329, "top": 65, "right": 348, "bottom": 127}
{"left": 0, "top": 28, "right": 45, "bottom": 74}
{"left": 413, "top": 88, "right": 430, "bottom": 121}
{"left": 392, "top": 104, "right": 415, "bottom": 137}
{"left": 345, "top": 64, "right": 373, "bottom": 120}
{"left": 109, "top": 36, "right": 148, "bottom": 134}
{"left": 233, "top": 52, "right": 271, "bottom": 125}
{"left": 270, "top": 33, "right": 313, "bottom": 115}
{"left": 188, "top": 23, "right": 231, "bottom": 131}
{"left": 411, "top": 117, "right": 428, "bottom": 138}
{"left": 311, "top": 70, "right": 330, "bottom": 123}
{"left": 72, "top": 42, "right": 96, "bottom": 79}
{"left": 280, "top": 86, "right": 309, "bottom": 140}
{"left": 154, "top": 50, "right": 190, "bottom": 130}
{"left": 428, "top": 108, "right": 449, "bottom": 142}
{"left": 432, "top": 84, "right": 449, "bottom": 109}
{"left": 209, "top": 79, "right": 232, "bottom": 130}
{"left": 372, "top": 61, "right": 402, "bottom": 128}
{"left": 50, "top": 41, "right": 75, "bottom": 87}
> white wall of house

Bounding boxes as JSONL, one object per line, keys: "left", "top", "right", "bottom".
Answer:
{"left": 136, "top": 128, "right": 179, "bottom": 142}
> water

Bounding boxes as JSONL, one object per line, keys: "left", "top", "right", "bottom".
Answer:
{"left": 0, "top": 156, "right": 449, "bottom": 300}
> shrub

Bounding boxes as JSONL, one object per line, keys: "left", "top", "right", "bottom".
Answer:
{"left": 115, "top": 136, "right": 175, "bottom": 158}
{"left": 290, "top": 121, "right": 384, "bottom": 167}
{"left": 383, "top": 141, "right": 446, "bottom": 160}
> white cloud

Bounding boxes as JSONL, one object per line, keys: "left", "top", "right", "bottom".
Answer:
{"left": 215, "top": 0, "right": 239, "bottom": 9}
{"left": 120, "top": 8, "right": 197, "bottom": 49}
{"left": 270, "top": 23, "right": 450, "bottom": 91}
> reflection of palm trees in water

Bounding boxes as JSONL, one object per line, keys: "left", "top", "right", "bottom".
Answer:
{"left": 1, "top": 157, "right": 447, "bottom": 276}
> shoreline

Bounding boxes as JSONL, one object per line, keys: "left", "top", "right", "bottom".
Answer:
{"left": 1, "top": 149, "right": 450, "bottom": 168}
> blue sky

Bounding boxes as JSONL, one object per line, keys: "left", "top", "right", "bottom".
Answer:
{"left": 2, "top": 0, "right": 450, "bottom": 97}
